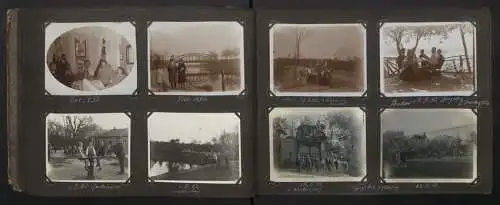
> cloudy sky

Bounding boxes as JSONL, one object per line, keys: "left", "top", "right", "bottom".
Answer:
{"left": 47, "top": 113, "right": 130, "bottom": 130}
{"left": 149, "top": 22, "right": 243, "bottom": 56}
{"left": 381, "top": 109, "right": 476, "bottom": 135}
{"left": 380, "top": 22, "right": 475, "bottom": 57}
{"left": 148, "top": 112, "right": 240, "bottom": 143}
{"left": 272, "top": 24, "right": 365, "bottom": 59}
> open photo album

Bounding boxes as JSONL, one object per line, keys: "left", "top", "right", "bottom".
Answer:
{"left": 6, "top": 7, "right": 492, "bottom": 197}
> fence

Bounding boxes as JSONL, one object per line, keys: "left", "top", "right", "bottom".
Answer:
{"left": 184, "top": 71, "right": 239, "bottom": 91}
{"left": 383, "top": 55, "right": 475, "bottom": 77}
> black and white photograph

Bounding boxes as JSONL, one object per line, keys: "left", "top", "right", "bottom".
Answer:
{"left": 381, "top": 109, "right": 477, "bottom": 183}
{"left": 46, "top": 113, "right": 130, "bottom": 182}
{"left": 148, "top": 112, "right": 242, "bottom": 184}
{"left": 269, "top": 107, "right": 366, "bottom": 182}
{"left": 270, "top": 24, "right": 366, "bottom": 96}
{"left": 148, "top": 22, "right": 245, "bottom": 95}
{"left": 380, "top": 22, "right": 477, "bottom": 96}
{"left": 45, "top": 22, "right": 137, "bottom": 95}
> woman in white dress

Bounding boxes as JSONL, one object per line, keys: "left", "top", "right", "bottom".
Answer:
{"left": 71, "top": 59, "right": 106, "bottom": 91}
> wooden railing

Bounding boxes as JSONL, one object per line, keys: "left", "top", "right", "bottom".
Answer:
{"left": 184, "top": 72, "right": 239, "bottom": 91}
{"left": 383, "top": 55, "right": 475, "bottom": 77}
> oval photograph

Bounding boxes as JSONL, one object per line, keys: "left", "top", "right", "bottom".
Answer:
{"left": 46, "top": 26, "right": 135, "bottom": 91}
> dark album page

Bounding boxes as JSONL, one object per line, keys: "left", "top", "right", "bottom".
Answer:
{"left": 256, "top": 8, "right": 492, "bottom": 195}
{"left": 11, "top": 7, "right": 255, "bottom": 197}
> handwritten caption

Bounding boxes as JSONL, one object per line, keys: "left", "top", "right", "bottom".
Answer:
{"left": 68, "top": 183, "right": 122, "bottom": 191}
{"left": 69, "top": 96, "right": 100, "bottom": 104}
{"left": 281, "top": 97, "right": 349, "bottom": 105}
{"left": 287, "top": 182, "right": 323, "bottom": 193}
{"left": 176, "top": 96, "right": 209, "bottom": 104}
{"left": 415, "top": 183, "right": 440, "bottom": 190}
{"left": 173, "top": 184, "right": 201, "bottom": 194}
{"left": 389, "top": 97, "right": 490, "bottom": 107}
{"left": 353, "top": 183, "right": 399, "bottom": 193}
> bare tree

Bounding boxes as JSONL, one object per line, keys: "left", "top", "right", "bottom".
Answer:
{"left": 293, "top": 27, "right": 308, "bottom": 80}
{"left": 455, "top": 22, "right": 475, "bottom": 73}
{"left": 384, "top": 26, "right": 408, "bottom": 54}
{"left": 273, "top": 116, "right": 290, "bottom": 165}
{"left": 384, "top": 24, "right": 455, "bottom": 54}
{"left": 62, "top": 115, "right": 94, "bottom": 139}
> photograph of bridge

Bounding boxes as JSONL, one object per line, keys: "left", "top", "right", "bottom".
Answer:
{"left": 269, "top": 107, "right": 366, "bottom": 182}
{"left": 45, "top": 22, "right": 137, "bottom": 95}
{"left": 381, "top": 109, "right": 477, "bottom": 183}
{"left": 270, "top": 24, "right": 366, "bottom": 96}
{"left": 148, "top": 112, "right": 241, "bottom": 184}
{"left": 46, "top": 113, "right": 130, "bottom": 182}
{"left": 148, "top": 22, "right": 244, "bottom": 95}
{"left": 380, "top": 22, "right": 477, "bottom": 96}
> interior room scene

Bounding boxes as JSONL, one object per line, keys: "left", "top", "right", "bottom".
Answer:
{"left": 46, "top": 26, "right": 135, "bottom": 91}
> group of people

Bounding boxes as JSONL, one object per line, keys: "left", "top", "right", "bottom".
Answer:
{"left": 76, "top": 138, "right": 126, "bottom": 175}
{"left": 48, "top": 53, "right": 128, "bottom": 91}
{"left": 396, "top": 47, "right": 446, "bottom": 81}
{"left": 295, "top": 153, "right": 349, "bottom": 173}
{"left": 152, "top": 55, "right": 187, "bottom": 91}
{"left": 47, "top": 138, "right": 126, "bottom": 175}
{"left": 158, "top": 151, "right": 230, "bottom": 174}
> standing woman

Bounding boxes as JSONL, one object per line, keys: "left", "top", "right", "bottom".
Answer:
{"left": 153, "top": 55, "right": 166, "bottom": 91}
{"left": 96, "top": 140, "right": 106, "bottom": 171}
{"left": 167, "top": 55, "right": 178, "bottom": 89}
{"left": 177, "top": 58, "right": 187, "bottom": 89}
{"left": 77, "top": 141, "right": 88, "bottom": 170}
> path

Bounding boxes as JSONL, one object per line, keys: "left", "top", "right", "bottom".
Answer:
{"left": 47, "top": 150, "right": 129, "bottom": 181}
{"left": 152, "top": 160, "right": 239, "bottom": 181}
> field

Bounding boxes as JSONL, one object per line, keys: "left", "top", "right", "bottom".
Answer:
{"left": 384, "top": 157, "right": 473, "bottom": 179}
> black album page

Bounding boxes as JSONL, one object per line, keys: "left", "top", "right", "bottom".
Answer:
{"left": 12, "top": 7, "right": 254, "bottom": 197}
{"left": 256, "top": 8, "right": 492, "bottom": 195}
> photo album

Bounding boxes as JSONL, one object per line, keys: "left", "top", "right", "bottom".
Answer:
{"left": 6, "top": 7, "right": 492, "bottom": 197}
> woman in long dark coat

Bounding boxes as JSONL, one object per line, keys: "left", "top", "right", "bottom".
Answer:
{"left": 177, "top": 58, "right": 187, "bottom": 88}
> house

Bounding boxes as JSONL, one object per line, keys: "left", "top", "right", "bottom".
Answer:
{"left": 90, "top": 127, "right": 129, "bottom": 154}
{"left": 279, "top": 121, "right": 329, "bottom": 166}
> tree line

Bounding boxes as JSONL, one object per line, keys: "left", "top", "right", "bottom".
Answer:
{"left": 150, "top": 131, "right": 239, "bottom": 169}
{"left": 382, "top": 130, "right": 476, "bottom": 163}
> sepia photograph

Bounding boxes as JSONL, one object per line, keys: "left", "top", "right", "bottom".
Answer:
{"left": 380, "top": 22, "right": 477, "bottom": 96}
{"left": 381, "top": 109, "right": 477, "bottom": 183}
{"left": 269, "top": 107, "right": 366, "bottom": 182}
{"left": 148, "top": 112, "right": 242, "bottom": 183}
{"left": 45, "top": 22, "right": 137, "bottom": 95}
{"left": 148, "top": 22, "right": 245, "bottom": 95}
{"left": 46, "top": 113, "right": 130, "bottom": 182}
{"left": 270, "top": 24, "right": 366, "bottom": 96}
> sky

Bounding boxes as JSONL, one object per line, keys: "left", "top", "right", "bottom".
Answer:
{"left": 47, "top": 113, "right": 130, "bottom": 130}
{"left": 380, "top": 22, "right": 475, "bottom": 57}
{"left": 149, "top": 22, "right": 243, "bottom": 55}
{"left": 381, "top": 109, "right": 476, "bottom": 135}
{"left": 272, "top": 24, "right": 365, "bottom": 59}
{"left": 148, "top": 112, "right": 240, "bottom": 143}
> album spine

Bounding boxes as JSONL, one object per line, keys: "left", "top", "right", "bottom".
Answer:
{"left": 6, "top": 8, "right": 23, "bottom": 192}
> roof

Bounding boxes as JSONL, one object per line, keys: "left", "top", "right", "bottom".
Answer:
{"left": 99, "top": 128, "right": 128, "bottom": 137}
